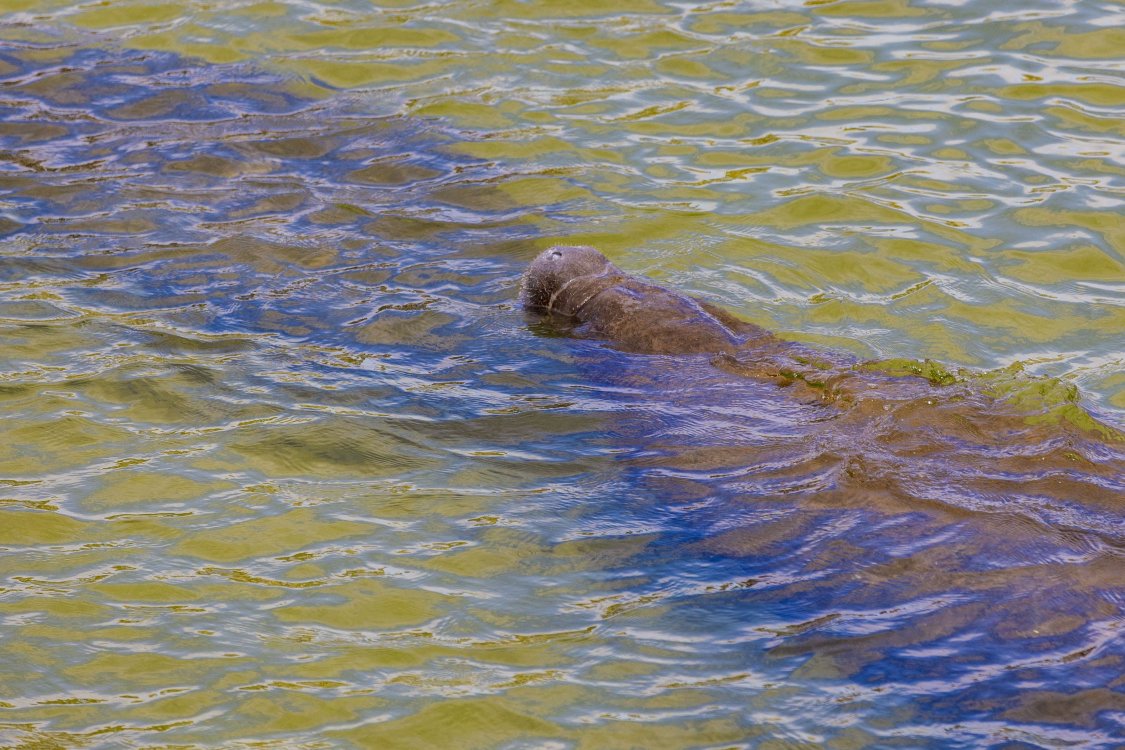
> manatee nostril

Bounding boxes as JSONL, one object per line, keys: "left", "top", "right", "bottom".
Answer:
{"left": 549, "top": 249, "right": 563, "bottom": 259}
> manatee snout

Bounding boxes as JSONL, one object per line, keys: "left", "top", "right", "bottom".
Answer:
{"left": 521, "top": 244, "right": 617, "bottom": 314}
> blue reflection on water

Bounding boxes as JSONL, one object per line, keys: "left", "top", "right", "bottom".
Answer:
{"left": 0, "top": 40, "right": 1123, "bottom": 750}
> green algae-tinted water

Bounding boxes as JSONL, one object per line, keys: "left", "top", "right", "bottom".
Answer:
{"left": 0, "top": 2, "right": 1123, "bottom": 748}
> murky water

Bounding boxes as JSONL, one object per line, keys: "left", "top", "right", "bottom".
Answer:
{"left": 1, "top": 2, "right": 1123, "bottom": 748}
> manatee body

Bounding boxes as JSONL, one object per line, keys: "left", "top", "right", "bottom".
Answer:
{"left": 521, "top": 245, "right": 773, "bottom": 356}
{"left": 521, "top": 244, "right": 862, "bottom": 401}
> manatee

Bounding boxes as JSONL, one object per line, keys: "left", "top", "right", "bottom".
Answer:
{"left": 521, "top": 245, "right": 776, "bottom": 355}
{"left": 521, "top": 244, "right": 862, "bottom": 400}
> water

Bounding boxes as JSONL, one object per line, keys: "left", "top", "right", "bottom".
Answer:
{"left": 0, "top": 1, "right": 1123, "bottom": 748}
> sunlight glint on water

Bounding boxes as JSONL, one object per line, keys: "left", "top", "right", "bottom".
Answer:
{"left": 0, "top": 1, "right": 1123, "bottom": 748}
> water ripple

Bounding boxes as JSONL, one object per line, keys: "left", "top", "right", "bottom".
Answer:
{"left": 1, "top": 5, "right": 1124, "bottom": 749}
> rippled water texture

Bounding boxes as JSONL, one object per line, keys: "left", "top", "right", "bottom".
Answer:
{"left": 1, "top": 2, "right": 1123, "bottom": 748}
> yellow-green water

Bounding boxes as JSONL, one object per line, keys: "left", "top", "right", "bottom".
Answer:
{"left": 0, "top": 1, "right": 1123, "bottom": 748}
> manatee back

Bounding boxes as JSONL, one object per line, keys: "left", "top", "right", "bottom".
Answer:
{"left": 575, "top": 277, "right": 746, "bottom": 355}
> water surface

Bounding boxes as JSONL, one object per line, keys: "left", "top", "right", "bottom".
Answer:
{"left": 1, "top": 2, "right": 1123, "bottom": 748}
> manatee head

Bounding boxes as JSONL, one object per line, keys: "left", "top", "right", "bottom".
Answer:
{"left": 521, "top": 245, "right": 617, "bottom": 315}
